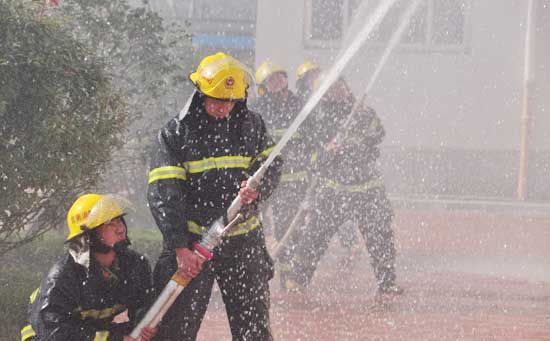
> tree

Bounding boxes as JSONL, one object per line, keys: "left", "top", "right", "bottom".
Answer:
{"left": 0, "top": 0, "right": 127, "bottom": 256}
{"left": 54, "top": 0, "right": 197, "bottom": 222}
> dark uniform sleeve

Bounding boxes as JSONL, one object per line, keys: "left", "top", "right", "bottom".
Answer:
{"left": 31, "top": 268, "right": 122, "bottom": 340}
{"left": 353, "top": 106, "right": 385, "bottom": 147}
{"left": 340, "top": 106, "right": 386, "bottom": 148}
{"left": 126, "top": 252, "right": 154, "bottom": 328}
{"left": 247, "top": 113, "right": 283, "bottom": 202}
{"left": 147, "top": 125, "right": 193, "bottom": 250}
{"left": 20, "top": 287, "right": 40, "bottom": 341}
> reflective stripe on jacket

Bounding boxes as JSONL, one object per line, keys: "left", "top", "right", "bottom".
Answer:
{"left": 323, "top": 178, "right": 385, "bottom": 193}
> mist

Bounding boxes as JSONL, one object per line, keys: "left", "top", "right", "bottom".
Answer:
{"left": 2, "top": 0, "right": 549, "bottom": 340}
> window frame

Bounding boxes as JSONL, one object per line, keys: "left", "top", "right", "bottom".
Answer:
{"left": 303, "top": 0, "right": 472, "bottom": 53}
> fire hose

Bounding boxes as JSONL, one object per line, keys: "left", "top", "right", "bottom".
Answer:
{"left": 129, "top": 213, "right": 244, "bottom": 338}
{"left": 131, "top": 159, "right": 279, "bottom": 338}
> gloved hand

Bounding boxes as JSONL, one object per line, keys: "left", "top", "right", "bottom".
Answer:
{"left": 324, "top": 137, "right": 344, "bottom": 154}
{"left": 239, "top": 180, "right": 259, "bottom": 205}
{"left": 124, "top": 326, "right": 157, "bottom": 341}
{"left": 175, "top": 247, "right": 204, "bottom": 279}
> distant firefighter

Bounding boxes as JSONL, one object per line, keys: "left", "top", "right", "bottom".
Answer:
{"left": 285, "top": 66, "right": 403, "bottom": 296}
{"left": 252, "top": 60, "right": 315, "bottom": 290}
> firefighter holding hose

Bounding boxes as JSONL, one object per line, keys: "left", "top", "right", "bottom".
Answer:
{"left": 285, "top": 65, "right": 403, "bottom": 296}
{"left": 20, "top": 193, "right": 156, "bottom": 341}
{"left": 147, "top": 52, "right": 282, "bottom": 340}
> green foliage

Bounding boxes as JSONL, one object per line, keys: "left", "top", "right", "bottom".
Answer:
{"left": 0, "top": 0, "right": 127, "bottom": 256}
{"left": 0, "top": 229, "right": 162, "bottom": 341}
{"left": 59, "top": 0, "right": 194, "bottom": 113}
{"left": 55, "top": 0, "right": 197, "bottom": 214}
{"left": 0, "top": 0, "right": 197, "bottom": 256}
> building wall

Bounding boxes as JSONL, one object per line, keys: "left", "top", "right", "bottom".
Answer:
{"left": 528, "top": 0, "right": 550, "bottom": 199}
{"left": 147, "top": 0, "right": 257, "bottom": 65}
{"left": 256, "top": 0, "right": 549, "bottom": 200}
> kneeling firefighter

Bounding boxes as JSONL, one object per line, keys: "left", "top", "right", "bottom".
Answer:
{"left": 20, "top": 193, "right": 156, "bottom": 341}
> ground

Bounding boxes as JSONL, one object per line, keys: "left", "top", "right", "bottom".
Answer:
{"left": 196, "top": 208, "right": 550, "bottom": 340}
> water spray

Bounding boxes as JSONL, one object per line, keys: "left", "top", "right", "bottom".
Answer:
{"left": 272, "top": 0, "right": 424, "bottom": 260}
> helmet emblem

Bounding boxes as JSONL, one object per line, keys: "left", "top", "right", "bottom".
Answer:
{"left": 225, "top": 76, "right": 235, "bottom": 88}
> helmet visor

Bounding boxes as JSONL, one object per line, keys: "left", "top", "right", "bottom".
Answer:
{"left": 81, "top": 194, "right": 134, "bottom": 230}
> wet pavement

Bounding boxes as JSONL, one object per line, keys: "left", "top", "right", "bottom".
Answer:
{"left": 198, "top": 208, "right": 550, "bottom": 340}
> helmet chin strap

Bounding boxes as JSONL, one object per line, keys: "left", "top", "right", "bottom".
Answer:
{"left": 113, "top": 239, "right": 130, "bottom": 254}
{"left": 90, "top": 234, "right": 131, "bottom": 254}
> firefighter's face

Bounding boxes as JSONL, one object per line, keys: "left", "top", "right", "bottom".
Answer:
{"left": 204, "top": 97, "right": 236, "bottom": 119}
{"left": 305, "top": 69, "right": 321, "bottom": 91}
{"left": 96, "top": 217, "right": 127, "bottom": 247}
{"left": 325, "top": 78, "right": 352, "bottom": 103}
{"left": 264, "top": 72, "right": 288, "bottom": 94}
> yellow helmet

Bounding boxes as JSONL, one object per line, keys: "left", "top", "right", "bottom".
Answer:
{"left": 255, "top": 60, "right": 285, "bottom": 85}
{"left": 66, "top": 193, "right": 125, "bottom": 241}
{"left": 189, "top": 52, "right": 251, "bottom": 101}
{"left": 296, "top": 60, "right": 320, "bottom": 81}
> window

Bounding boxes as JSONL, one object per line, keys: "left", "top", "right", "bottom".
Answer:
{"left": 309, "top": 0, "right": 344, "bottom": 41}
{"left": 304, "top": 0, "right": 470, "bottom": 51}
{"left": 304, "top": 0, "right": 348, "bottom": 47}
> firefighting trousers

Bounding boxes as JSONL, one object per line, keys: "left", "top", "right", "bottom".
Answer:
{"left": 270, "top": 179, "right": 309, "bottom": 264}
{"left": 271, "top": 179, "right": 309, "bottom": 242}
{"left": 152, "top": 240, "right": 274, "bottom": 341}
{"left": 288, "top": 186, "right": 397, "bottom": 289}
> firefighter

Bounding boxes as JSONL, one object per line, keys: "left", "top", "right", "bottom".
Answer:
{"left": 253, "top": 60, "right": 302, "bottom": 131}
{"left": 148, "top": 52, "right": 282, "bottom": 340}
{"left": 251, "top": 60, "right": 312, "bottom": 290}
{"left": 20, "top": 193, "right": 156, "bottom": 341}
{"left": 295, "top": 60, "right": 321, "bottom": 105}
{"left": 287, "top": 74, "right": 403, "bottom": 295}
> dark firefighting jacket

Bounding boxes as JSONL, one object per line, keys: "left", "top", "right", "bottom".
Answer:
{"left": 251, "top": 90, "right": 312, "bottom": 184}
{"left": 310, "top": 96, "right": 386, "bottom": 188}
{"left": 147, "top": 92, "right": 283, "bottom": 252}
{"left": 23, "top": 249, "right": 153, "bottom": 341}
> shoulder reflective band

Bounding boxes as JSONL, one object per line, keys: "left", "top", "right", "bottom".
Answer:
{"left": 29, "top": 287, "right": 40, "bottom": 304}
{"left": 184, "top": 155, "right": 252, "bottom": 174}
{"left": 94, "top": 331, "right": 109, "bottom": 341}
{"left": 324, "top": 178, "right": 384, "bottom": 193}
{"left": 148, "top": 166, "right": 187, "bottom": 184}
{"left": 188, "top": 215, "right": 260, "bottom": 237}
{"left": 20, "top": 324, "right": 36, "bottom": 341}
